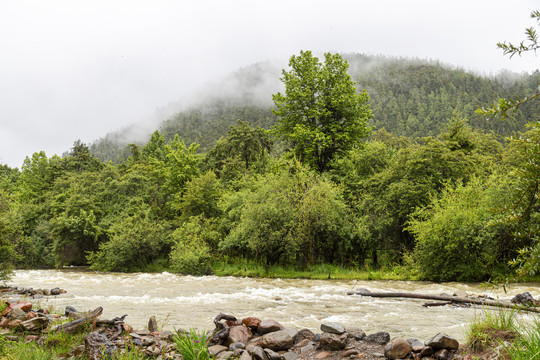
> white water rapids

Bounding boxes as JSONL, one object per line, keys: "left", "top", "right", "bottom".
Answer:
{"left": 5, "top": 270, "right": 540, "bottom": 342}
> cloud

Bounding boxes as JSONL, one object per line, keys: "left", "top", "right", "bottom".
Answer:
{"left": 0, "top": 0, "right": 538, "bottom": 167}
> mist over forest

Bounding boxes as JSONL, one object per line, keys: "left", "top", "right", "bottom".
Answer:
{"left": 88, "top": 54, "right": 539, "bottom": 163}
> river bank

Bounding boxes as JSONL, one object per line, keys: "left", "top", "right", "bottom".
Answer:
{"left": 0, "top": 293, "right": 467, "bottom": 360}
{"left": 5, "top": 270, "right": 540, "bottom": 344}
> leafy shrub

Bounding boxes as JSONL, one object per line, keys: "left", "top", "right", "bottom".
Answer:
{"left": 219, "top": 159, "right": 364, "bottom": 267}
{"left": 87, "top": 212, "right": 172, "bottom": 272}
{"left": 408, "top": 176, "right": 510, "bottom": 281}
{"left": 169, "top": 216, "right": 218, "bottom": 275}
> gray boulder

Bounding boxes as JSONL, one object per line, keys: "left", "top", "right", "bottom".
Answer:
{"left": 21, "top": 316, "right": 49, "bottom": 331}
{"left": 263, "top": 348, "right": 282, "bottom": 360}
{"left": 85, "top": 331, "right": 116, "bottom": 359}
{"left": 424, "top": 333, "right": 459, "bottom": 351}
{"left": 345, "top": 327, "right": 366, "bottom": 340}
{"left": 320, "top": 322, "right": 345, "bottom": 334}
{"left": 209, "top": 345, "right": 229, "bottom": 356}
{"left": 248, "top": 345, "right": 268, "bottom": 360}
{"left": 364, "top": 331, "right": 390, "bottom": 345}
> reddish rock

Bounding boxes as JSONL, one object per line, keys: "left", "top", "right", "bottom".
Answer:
{"left": 25, "top": 311, "right": 37, "bottom": 320}
{"left": 257, "top": 320, "right": 284, "bottom": 335}
{"left": 1, "top": 301, "right": 32, "bottom": 316}
{"left": 227, "top": 325, "right": 252, "bottom": 346}
{"left": 242, "top": 317, "right": 262, "bottom": 331}
{"left": 259, "top": 330, "right": 294, "bottom": 351}
{"left": 225, "top": 319, "right": 243, "bottom": 327}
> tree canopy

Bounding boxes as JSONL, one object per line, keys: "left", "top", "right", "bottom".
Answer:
{"left": 272, "top": 51, "right": 372, "bottom": 172}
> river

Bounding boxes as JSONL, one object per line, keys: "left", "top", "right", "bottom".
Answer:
{"left": 5, "top": 270, "right": 540, "bottom": 342}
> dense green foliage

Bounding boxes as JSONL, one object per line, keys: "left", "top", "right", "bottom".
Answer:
{"left": 272, "top": 51, "right": 372, "bottom": 172}
{"left": 1, "top": 49, "right": 539, "bottom": 282}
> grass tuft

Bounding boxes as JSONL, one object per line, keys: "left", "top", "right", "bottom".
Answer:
{"left": 173, "top": 328, "right": 211, "bottom": 360}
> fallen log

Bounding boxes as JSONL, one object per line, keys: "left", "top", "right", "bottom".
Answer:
{"left": 50, "top": 307, "right": 103, "bottom": 334}
{"left": 423, "top": 301, "right": 453, "bottom": 307}
{"left": 348, "top": 289, "right": 540, "bottom": 313}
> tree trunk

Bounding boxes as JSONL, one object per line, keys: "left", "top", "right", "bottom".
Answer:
{"left": 50, "top": 307, "right": 103, "bottom": 334}
{"left": 348, "top": 289, "right": 540, "bottom": 313}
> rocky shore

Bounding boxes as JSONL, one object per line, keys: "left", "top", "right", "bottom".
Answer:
{"left": 0, "top": 286, "right": 472, "bottom": 360}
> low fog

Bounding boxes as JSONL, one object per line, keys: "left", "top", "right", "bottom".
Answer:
{"left": 0, "top": 0, "right": 538, "bottom": 168}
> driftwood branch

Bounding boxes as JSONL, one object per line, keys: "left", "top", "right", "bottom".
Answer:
{"left": 50, "top": 307, "right": 103, "bottom": 334}
{"left": 348, "top": 289, "right": 540, "bottom": 313}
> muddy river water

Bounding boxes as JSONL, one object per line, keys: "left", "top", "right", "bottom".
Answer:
{"left": 6, "top": 270, "right": 540, "bottom": 342}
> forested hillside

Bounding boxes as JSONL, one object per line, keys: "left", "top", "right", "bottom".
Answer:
{"left": 90, "top": 54, "right": 539, "bottom": 162}
{"left": 1, "top": 51, "right": 539, "bottom": 283}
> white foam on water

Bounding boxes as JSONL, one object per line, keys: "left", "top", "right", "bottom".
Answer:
{"left": 7, "top": 269, "right": 540, "bottom": 342}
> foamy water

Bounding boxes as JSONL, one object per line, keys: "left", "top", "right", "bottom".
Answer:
{"left": 6, "top": 269, "right": 540, "bottom": 342}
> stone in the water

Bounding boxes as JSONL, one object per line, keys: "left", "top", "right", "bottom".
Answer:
{"left": 384, "top": 337, "right": 413, "bottom": 360}
{"left": 511, "top": 292, "right": 539, "bottom": 305}
{"left": 453, "top": 290, "right": 468, "bottom": 298}
{"left": 424, "top": 333, "right": 459, "bottom": 351}
{"left": 364, "top": 332, "right": 390, "bottom": 345}
{"left": 320, "top": 322, "right": 345, "bottom": 334}
{"left": 50, "top": 288, "right": 62, "bottom": 296}
{"left": 148, "top": 316, "right": 158, "bottom": 332}
{"left": 258, "top": 320, "right": 284, "bottom": 335}
{"left": 319, "top": 332, "right": 348, "bottom": 351}
{"left": 345, "top": 327, "right": 365, "bottom": 340}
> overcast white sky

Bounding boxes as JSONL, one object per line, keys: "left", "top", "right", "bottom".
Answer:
{"left": 1, "top": 0, "right": 538, "bottom": 168}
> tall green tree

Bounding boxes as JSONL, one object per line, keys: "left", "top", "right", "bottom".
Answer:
{"left": 272, "top": 51, "right": 372, "bottom": 172}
